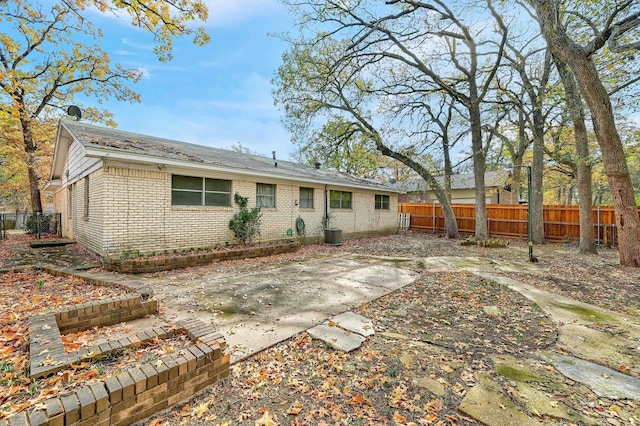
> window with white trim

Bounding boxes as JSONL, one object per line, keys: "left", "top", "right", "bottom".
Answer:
{"left": 257, "top": 183, "right": 276, "bottom": 208}
{"left": 171, "top": 175, "right": 231, "bottom": 206}
{"left": 330, "top": 190, "right": 352, "bottom": 209}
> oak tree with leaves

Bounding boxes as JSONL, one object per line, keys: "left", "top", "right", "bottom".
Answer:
{"left": 0, "top": 0, "right": 209, "bottom": 212}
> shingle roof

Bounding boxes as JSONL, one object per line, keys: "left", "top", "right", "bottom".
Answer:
{"left": 61, "top": 121, "right": 399, "bottom": 193}
{"left": 392, "top": 170, "right": 510, "bottom": 192}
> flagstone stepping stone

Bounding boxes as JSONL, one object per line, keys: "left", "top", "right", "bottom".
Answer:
{"left": 30, "top": 239, "right": 76, "bottom": 248}
{"left": 307, "top": 324, "right": 366, "bottom": 352}
{"left": 307, "top": 311, "right": 375, "bottom": 351}
{"left": 414, "top": 377, "right": 446, "bottom": 397}
{"left": 332, "top": 311, "right": 375, "bottom": 336}
{"left": 549, "top": 354, "right": 640, "bottom": 401}
{"left": 458, "top": 375, "right": 542, "bottom": 426}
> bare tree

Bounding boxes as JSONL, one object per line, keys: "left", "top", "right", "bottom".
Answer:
{"left": 279, "top": 0, "right": 509, "bottom": 240}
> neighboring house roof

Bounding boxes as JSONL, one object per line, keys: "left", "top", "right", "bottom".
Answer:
{"left": 47, "top": 120, "right": 401, "bottom": 193}
{"left": 392, "top": 170, "right": 511, "bottom": 193}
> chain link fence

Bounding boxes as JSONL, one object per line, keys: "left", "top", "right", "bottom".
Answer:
{"left": 25, "top": 213, "right": 62, "bottom": 238}
{"left": 1, "top": 211, "right": 61, "bottom": 240}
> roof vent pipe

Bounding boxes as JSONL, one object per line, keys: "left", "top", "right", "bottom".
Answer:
{"left": 314, "top": 162, "right": 321, "bottom": 169}
{"left": 272, "top": 151, "right": 276, "bottom": 160}
{"left": 274, "top": 162, "right": 278, "bottom": 168}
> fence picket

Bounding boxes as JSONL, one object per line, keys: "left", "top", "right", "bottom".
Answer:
{"left": 398, "top": 203, "right": 633, "bottom": 245}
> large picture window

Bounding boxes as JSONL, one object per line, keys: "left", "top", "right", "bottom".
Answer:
{"left": 375, "top": 194, "right": 390, "bottom": 210}
{"left": 330, "top": 190, "right": 352, "bottom": 209}
{"left": 257, "top": 183, "right": 276, "bottom": 208}
{"left": 299, "top": 187, "right": 314, "bottom": 209}
{"left": 171, "top": 175, "right": 231, "bottom": 206}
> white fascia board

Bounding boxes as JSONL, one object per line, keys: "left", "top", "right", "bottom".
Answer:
{"left": 43, "top": 178, "right": 62, "bottom": 192}
{"left": 84, "top": 145, "right": 402, "bottom": 194}
{"left": 49, "top": 121, "right": 69, "bottom": 180}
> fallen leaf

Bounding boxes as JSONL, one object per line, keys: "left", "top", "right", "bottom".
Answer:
{"left": 287, "top": 401, "right": 303, "bottom": 415}
{"left": 193, "top": 402, "right": 209, "bottom": 419}
{"left": 255, "top": 409, "right": 277, "bottom": 426}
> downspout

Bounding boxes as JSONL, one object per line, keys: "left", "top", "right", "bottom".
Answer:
{"left": 324, "top": 185, "right": 328, "bottom": 230}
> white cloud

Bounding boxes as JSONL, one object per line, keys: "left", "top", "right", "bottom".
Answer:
{"left": 175, "top": 72, "right": 279, "bottom": 118}
{"left": 114, "top": 49, "right": 137, "bottom": 56}
{"left": 134, "top": 67, "right": 151, "bottom": 79}
{"left": 121, "top": 38, "right": 156, "bottom": 51}
{"left": 202, "top": 0, "right": 284, "bottom": 27}
{"left": 113, "top": 104, "right": 293, "bottom": 158}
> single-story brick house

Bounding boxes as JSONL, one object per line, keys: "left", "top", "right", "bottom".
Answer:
{"left": 395, "top": 171, "right": 513, "bottom": 204}
{"left": 45, "top": 120, "right": 401, "bottom": 257}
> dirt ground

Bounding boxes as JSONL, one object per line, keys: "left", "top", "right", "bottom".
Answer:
{"left": 135, "top": 232, "right": 640, "bottom": 426}
{"left": 2, "top": 231, "right": 640, "bottom": 425}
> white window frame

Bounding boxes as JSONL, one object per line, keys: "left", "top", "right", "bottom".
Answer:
{"left": 257, "top": 183, "right": 276, "bottom": 208}
{"left": 330, "top": 190, "right": 352, "bottom": 209}
{"left": 171, "top": 175, "right": 232, "bottom": 207}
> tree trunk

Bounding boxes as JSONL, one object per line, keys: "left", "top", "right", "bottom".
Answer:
{"left": 572, "top": 59, "right": 640, "bottom": 264}
{"left": 533, "top": 0, "right": 640, "bottom": 266}
{"left": 510, "top": 110, "right": 527, "bottom": 204}
{"left": 375, "top": 140, "right": 459, "bottom": 238}
{"left": 555, "top": 56, "right": 597, "bottom": 254}
{"left": 443, "top": 138, "right": 453, "bottom": 204}
{"left": 469, "top": 101, "right": 488, "bottom": 240}
{"left": 511, "top": 159, "right": 522, "bottom": 205}
{"left": 20, "top": 116, "right": 43, "bottom": 213}
{"left": 531, "top": 111, "right": 546, "bottom": 244}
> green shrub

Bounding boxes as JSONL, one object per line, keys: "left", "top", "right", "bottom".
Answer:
{"left": 229, "top": 193, "right": 262, "bottom": 245}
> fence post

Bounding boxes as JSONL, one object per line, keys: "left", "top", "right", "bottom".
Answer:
{"left": 596, "top": 206, "right": 601, "bottom": 245}
{"left": 432, "top": 203, "right": 436, "bottom": 233}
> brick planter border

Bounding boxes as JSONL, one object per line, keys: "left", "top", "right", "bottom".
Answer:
{"left": 0, "top": 267, "right": 229, "bottom": 426}
{"left": 6, "top": 319, "right": 228, "bottom": 426}
{"left": 103, "top": 240, "right": 299, "bottom": 274}
{"left": 28, "top": 294, "right": 159, "bottom": 380}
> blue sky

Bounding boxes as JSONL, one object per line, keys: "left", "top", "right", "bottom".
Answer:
{"left": 89, "top": 0, "right": 296, "bottom": 159}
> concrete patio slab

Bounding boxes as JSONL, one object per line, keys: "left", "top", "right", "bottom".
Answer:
{"left": 144, "top": 255, "right": 417, "bottom": 362}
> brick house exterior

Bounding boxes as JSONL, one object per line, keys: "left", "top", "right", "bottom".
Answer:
{"left": 395, "top": 171, "right": 514, "bottom": 205}
{"left": 45, "top": 121, "right": 401, "bottom": 257}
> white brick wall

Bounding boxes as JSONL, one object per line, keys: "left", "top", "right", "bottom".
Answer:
{"left": 57, "top": 165, "right": 398, "bottom": 257}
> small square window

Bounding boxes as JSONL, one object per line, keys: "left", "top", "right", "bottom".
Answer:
{"left": 257, "top": 183, "right": 276, "bottom": 208}
{"left": 299, "top": 187, "right": 314, "bottom": 209}
{"left": 375, "top": 194, "right": 390, "bottom": 210}
{"left": 330, "top": 190, "right": 352, "bottom": 209}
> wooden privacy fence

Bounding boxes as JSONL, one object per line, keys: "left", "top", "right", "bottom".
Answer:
{"left": 398, "top": 203, "right": 636, "bottom": 244}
